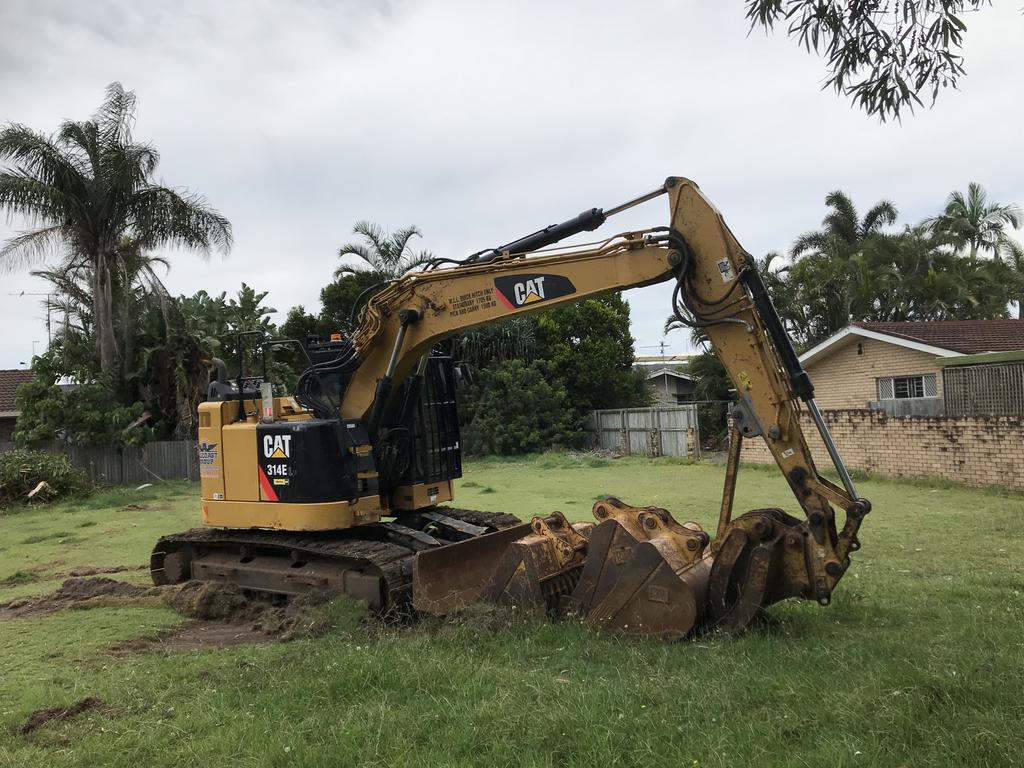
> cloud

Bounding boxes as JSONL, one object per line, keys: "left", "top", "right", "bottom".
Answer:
{"left": 1, "top": 0, "right": 1022, "bottom": 368}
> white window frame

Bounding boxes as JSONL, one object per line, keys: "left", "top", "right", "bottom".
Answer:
{"left": 877, "top": 374, "right": 937, "bottom": 400}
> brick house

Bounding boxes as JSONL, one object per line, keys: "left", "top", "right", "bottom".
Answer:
{"left": 0, "top": 369, "right": 35, "bottom": 443}
{"left": 799, "top": 320, "right": 1024, "bottom": 414}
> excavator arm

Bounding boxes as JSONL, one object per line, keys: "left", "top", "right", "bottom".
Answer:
{"left": 340, "top": 176, "right": 870, "bottom": 636}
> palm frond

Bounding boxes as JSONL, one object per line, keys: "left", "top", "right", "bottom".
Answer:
{"left": 0, "top": 225, "right": 67, "bottom": 270}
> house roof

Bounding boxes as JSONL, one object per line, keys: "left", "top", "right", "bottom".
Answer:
{"left": 800, "top": 320, "right": 1024, "bottom": 367}
{"left": 645, "top": 368, "right": 694, "bottom": 382}
{"left": 852, "top": 321, "right": 1024, "bottom": 354}
{"left": 0, "top": 369, "right": 34, "bottom": 416}
{"left": 634, "top": 354, "right": 694, "bottom": 366}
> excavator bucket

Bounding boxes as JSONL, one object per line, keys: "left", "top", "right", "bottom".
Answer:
{"left": 564, "top": 499, "right": 712, "bottom": 639}
{"left": 412, "top": 521, "right": 533, "bottom": 614}
{"left": 413, "top": 512, "right": 593, "bottom": 615}
{"left": 415, "top": 500, "right": 814, "bottom": 640}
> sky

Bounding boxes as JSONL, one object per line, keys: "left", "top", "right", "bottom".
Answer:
{"left": 0, "top": 0, "right": 1022, "bottom": 368}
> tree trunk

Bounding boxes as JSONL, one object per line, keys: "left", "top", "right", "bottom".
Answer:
{"left": 120, "top": 297, "right": 133, "bottom": 391}
{"left": 93, "top": 250, "right": 119, "bottom": 375}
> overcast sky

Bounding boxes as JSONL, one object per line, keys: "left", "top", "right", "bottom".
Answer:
{"left": 1, "top": 0, "right": 1022, "bottom": 368}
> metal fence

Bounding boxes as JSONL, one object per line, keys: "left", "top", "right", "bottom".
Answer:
{"left": 943, "top": 362, "right": 1024, "bottom": 416}
{"left": 589, "top": 405, "right": 700, "bottom": 458}
{"left": 0, "top": 440, "right": 198, "bottom": 486}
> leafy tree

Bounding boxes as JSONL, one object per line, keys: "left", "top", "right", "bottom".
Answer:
{"left": 178, "top": 283, "right": 277, "bottom": 373}
{"left": 320, "top": 271, "right": 390, "bottom": 336}
{"left": 280, "top": 306, "right": 320, "bottom": 344}
{"left": 336, "top": 222, "right": 433, "bottom": 280}
{"left": 924, "top": 182, "right": 1022, "bottom": 261}
{"left": 15, "top": 350, "right": 151, "bottom": 447}
{"left": 0, "top": 82, "right": 232, "bottom": 376}
{"left": 462, "top": 360, "right": 579, "bottom": 455}
{"left": 745, "top": 1, "right": 992, "bottom": 121}
{"left": 534, "top": 294, "right": 648, "bottom": 420}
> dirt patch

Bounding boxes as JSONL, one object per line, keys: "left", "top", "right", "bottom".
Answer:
{"left": 1, "top": 574, "right": 342, "bottom": 650}
{"left": 20, "top": 697, "right": 103, "bottom": 735}
{"left": 112, "top": 620, "right": 276, "bottom": 653}
{"left": 112, "top": 582, "right": 337, "bottom": 653}
{"left": 120, "top": 503, "right": 168, "bottom": 512}
{"left": 164, "top": 582, "right": 335, "bottom": 637}
{"left": 0, "top": 577, "right": 160, "bottom": 619}
{"left": 60, "top": 564, "right": 144, "bottom": 577}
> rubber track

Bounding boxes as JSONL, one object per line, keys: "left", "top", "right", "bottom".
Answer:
{"left": 151, "top": 507, "right": 522, "bottom": 607}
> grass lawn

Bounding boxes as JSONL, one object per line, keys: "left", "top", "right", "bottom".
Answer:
{"left": 1, "top": 455, "right": 1023, "bottom": 767}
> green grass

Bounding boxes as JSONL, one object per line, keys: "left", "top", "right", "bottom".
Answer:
{"left": 1, "top": 459, "right": 1023, "bottom": 767}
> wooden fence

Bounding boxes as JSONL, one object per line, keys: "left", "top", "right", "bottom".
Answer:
{"left": 0, "top": 440, "right": 198, "bottom": 486}
{"left": 589, "top": 405, "right": 700, "bottom": 458}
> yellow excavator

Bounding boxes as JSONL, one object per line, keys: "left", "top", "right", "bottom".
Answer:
{"left": 151, "top": 177, "right": 871, "bottom": 638}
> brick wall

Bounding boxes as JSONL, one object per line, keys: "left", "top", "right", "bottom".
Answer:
{"left": 742, "top": 409, "right": 1024, "bottom": 490}
{"left": 806, "top": 337, "right": 944, "bottom": 409}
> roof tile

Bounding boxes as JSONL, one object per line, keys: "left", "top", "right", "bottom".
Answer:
{"left": 853, "top": 320, "right": 1024, "bottom": 355}
{"left": 0, "top": 369, "right": 36, "bottom": 413}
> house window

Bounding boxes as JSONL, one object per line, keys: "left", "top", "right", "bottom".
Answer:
{"left": 877, "top": 374, "right": 937, "bottom": 400}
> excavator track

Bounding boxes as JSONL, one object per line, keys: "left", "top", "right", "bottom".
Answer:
{"left": 150, "top": 507, "right": 522, "bottom": 612}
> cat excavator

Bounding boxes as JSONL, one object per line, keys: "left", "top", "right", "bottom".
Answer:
{"left": 151, "top": 177, "right": 871, "bottom": 638}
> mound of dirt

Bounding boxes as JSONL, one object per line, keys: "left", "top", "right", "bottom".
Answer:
{"left": 110, "top": 583, "right": 338, "bottom": 654}
{"left": 62, "top": 565, "right": 141, "bottom": 577}
{"left": 20, "top": 697, "right": 103, "bottom": 735}
{"left": 1, "top": 577, "right": 160, "bottom": 619}
{"left": 164, "top": 581, "right": 335, "bottom": 639}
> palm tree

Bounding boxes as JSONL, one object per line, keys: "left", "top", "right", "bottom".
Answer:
{"left": 924, "top": 182, "right": 1022, "bottom": 262}
{"left": 336, "top": 222, "right": 433, "bottom": 280}
{"left": 1004, "top": 240, "right": 1024, "bottom": 320}
{"left": 791, "top": 191, "right": 897, "bottom": 258}
{"left": 788, "top": 191, "right": 898, "bottom": 343}
{"left": 0, "top": 83, "right": 232, "bottom": 377}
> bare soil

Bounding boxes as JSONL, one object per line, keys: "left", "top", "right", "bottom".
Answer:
{"left": 0, "top": 577, "right": 159, "bottom": 619}
{"left": 19, "top": 697, "right": 103, "bottom": 735}
{"left": 60, "top": 564, "right": 143, "bottom": 577}
{"left": 2, "top": 575, "right": 340, "bottom": 649}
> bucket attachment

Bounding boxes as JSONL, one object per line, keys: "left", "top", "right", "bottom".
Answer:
{"left": 478, "top": 512, "right": 593, "bottom": 614}
{"left": 706, "top": 507, "right": 812, "bottom": 631}
{"left": 566, "top": 498, "right": 712, "bottom": 639}
{"left": 413, "top": 521, "right": 533, "bottom": 614}
{"left": 414, "top": 499, "right": 827, "bottom": 641}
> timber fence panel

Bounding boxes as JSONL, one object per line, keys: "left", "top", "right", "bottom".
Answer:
{"left": 590, "top": 405, "right": 699, "bottom": 457}
{"left": 20, "top": 441, "right": 199, "bottom": 486}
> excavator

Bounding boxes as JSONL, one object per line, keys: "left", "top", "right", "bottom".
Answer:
{"left": 151, "top": 176, "right": 871, "bottom": 638}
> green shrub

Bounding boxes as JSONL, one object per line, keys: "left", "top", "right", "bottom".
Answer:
{"left": 462, "top": 360, "right": 581, "bottom": 455}
{"left": 0, "top": 449, "right": 91, "bottom": 508}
